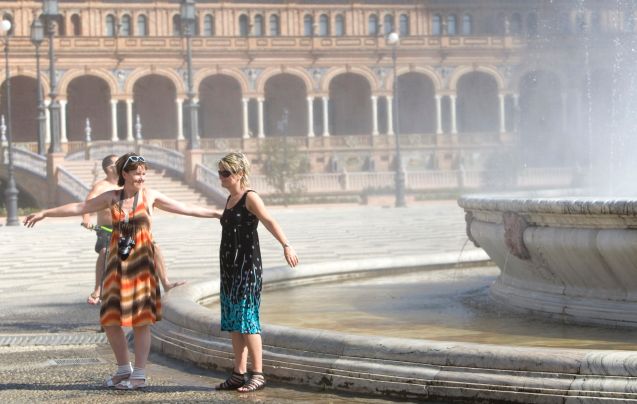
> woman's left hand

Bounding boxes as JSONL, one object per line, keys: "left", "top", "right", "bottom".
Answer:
{"left": 283, "top": 245, "right": 299, "bottom": 268}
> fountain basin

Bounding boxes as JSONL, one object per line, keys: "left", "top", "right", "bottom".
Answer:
{"left": 151, "top": 250, "right": 637, "bottom": 402}
{"left": 459, "top": 195, "right": 637, "bottom": 327}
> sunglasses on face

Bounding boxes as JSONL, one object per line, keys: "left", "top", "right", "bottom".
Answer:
{"left": 218, "top": 170, "right": 233, "bottom": 178}
{"left": 123, "top": 155, "right": 145, "bottom": 170}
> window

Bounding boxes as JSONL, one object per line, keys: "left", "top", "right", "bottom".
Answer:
{"left": 510, "top": 13, "right": 522, "bottom": 35}
{"left": 172, "top": 14, "right": 181, "bottom": 36}
{"left": 106, "top": 14, "right": 116, "bottom": 37}
{"left": 239, "top": 14, "right": 249, "bottom": 36}
{"left": 304, "top": 15, "right": 314, "bottom": 36}
{"left": 447, "top": 15, "right": 457, "bottom": 35}
{"left": 368, "top": 14, "right": 379, "bottom": 36}
{"left": 384, "top": 14, "right": 394, "bottom": 35}
{"left": 137, "top": 14, "right": 148, "bottom": 36}
{"left": 462, "top": 13, "right": 472, "bottom": 35}
{"left": 254, "top": 15, "right": 263, "bottom": 36}
{"left": 527, "top": 13, "right": 538, "bottom": 36}
{"left": 399, "top": 14, "right": 409, "bottom": 36}
{"left": 335, "top": 14, "right": 345, "bottom": 36}
{"left": 120, "top": 15, "right": 131, "bottom": 36}
{"left": 432, "top": 14, "right": 441, "bottom": 35}
{"left": 203, "top": 14, "right": 214, "bottom": 36}
{"left": 270, "top": 14, "right": 280, "bottom": 36}
{"left": 71, "top": 14, "right": 81, "bottom": 36}
{"left": 319, "top": 14, "right": 329, "bottom": 36}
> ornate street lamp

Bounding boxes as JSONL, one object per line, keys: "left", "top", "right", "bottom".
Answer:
{"left": 387, "top": 32, "right": 406, "bottom": 207}
{"left": 42, "top": 0, "right": 61, "bottom": 154}
{"left": 30, "top": 17, "right": 45, "bottom": 156}
{"left": 2, "top": 19, "right": 19, "bottom": 225}
{"left": 180, "top": 0, "right": 199, "bottom": 149}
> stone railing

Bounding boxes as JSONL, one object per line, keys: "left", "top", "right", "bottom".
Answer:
{"left": 66, "top": 141, "right": 135, "bottom": 161}
{"left": 248, "top": 167, "right": 575, "bottom": 195}
{"left": 56, "top": 166, "right": 90, "bottom": 201}
{"left": 194, "top": 164, "right": 229, "bottom": 206}
{"left": 7, "top": 147, "right": 47, "bottom": 178}
{"left": 138, "top": 144, "right": 185, "bottom": 174}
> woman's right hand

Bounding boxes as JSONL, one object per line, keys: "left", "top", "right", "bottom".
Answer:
{"left": 23, "top": 212, "right": 45, "bottom": 228}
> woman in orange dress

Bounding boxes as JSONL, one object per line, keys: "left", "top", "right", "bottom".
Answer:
{"left": 24, "top": 152, "right": 221, "bottom": 390}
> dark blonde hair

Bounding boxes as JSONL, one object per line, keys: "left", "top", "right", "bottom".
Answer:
{"left": 218, "top": 152, "right": 250, "bottom": 189}
{"left": 115, "top": 152, "right": 147, "bottom": 186}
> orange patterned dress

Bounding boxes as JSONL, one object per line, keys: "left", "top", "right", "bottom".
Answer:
{"left": 100, "top": 190, "right": 161, "bottom": 327}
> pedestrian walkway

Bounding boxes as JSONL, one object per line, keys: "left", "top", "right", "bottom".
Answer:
{"left": 0, "top": 201, "right": 476, "bottom": 403}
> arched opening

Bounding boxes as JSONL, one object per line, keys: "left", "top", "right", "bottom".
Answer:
{"left": 67, "top": 76, "right": 112, "bottom": 141}
{"left": 133, "top": 75, "right": 177, "bottom": 140}
{"left": 0, "top": 76, "right": 38, "bottom": 142}
{"left": 199, "top": 75, "right": 243, "bottom": 138}
{"left": 329, "top": 73, "right": 372, "bottom": 135}
{"left": 397, "top": 73, "right": 436, "bottom": 134}
{"left": 457, "top": 72, "right": 499, "bottom": 133}
{"left": 264, "top": 74, "right": 308, "bottom": 137}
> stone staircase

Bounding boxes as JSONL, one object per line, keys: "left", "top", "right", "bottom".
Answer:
{"left": 61, "top": 160, "right": 222, "bottom": 207}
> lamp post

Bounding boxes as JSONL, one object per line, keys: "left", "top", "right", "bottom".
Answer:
{"left": 180, "top": 0, "right": 199, "bottom": 150}
{"left": 31, "top": 17, "right": 45, "bottom": 156}
{"left": 42, "top": 0, "right": 61, "bottom": 154}
{"left": 2, "top": 19, "right": 19, "bottom": 225}
{"left": 387, "top": 31, "right": 406, "bottom": 207}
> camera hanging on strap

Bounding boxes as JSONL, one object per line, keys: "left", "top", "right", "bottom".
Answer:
{"left": 117, "top": 190, "right": 139, "bottom": 260}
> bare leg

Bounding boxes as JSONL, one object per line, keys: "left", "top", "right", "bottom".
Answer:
{"left": 133, "top": 325, "right": 151, "bottom": 370}
{"left": 87, "top": 248, "right": 106, "bottom": 305}
{"left": 231, "top": 332, "right": 249, "bottom": 373}
{"left": 237, "top": 333, "right": 266, "bottom": 392}
{"left": 244, "top": 333, "right": 263, "bottom": 373}
{"left": 104, "top": 325, "right": 129, "bottom": 365}
{"left": 214, "top": 332, "right": 248, "bottom": 390}
{"left": 154, "top": 245, "right": 185, "bottom": 292}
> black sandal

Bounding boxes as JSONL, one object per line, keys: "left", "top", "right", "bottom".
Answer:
{"left": 215, "top": 371, "right": 246, "bottom": 390}
{"left": 237, "top": 371, "right": 266, "bottom": 393}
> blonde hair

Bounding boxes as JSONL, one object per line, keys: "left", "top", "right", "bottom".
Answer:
{"left": 219, "top": 151, "right": 251, "bottom": 189}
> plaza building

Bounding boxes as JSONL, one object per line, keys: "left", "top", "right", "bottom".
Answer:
{"left": 0, "top": 0, "right": 632, "bottom": 207}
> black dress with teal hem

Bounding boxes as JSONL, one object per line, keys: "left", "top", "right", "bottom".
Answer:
{"left": 219, "top": 190, "right": 263, "bottom": 334}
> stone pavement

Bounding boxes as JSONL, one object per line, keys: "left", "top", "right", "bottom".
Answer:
{"left": 0, "top": 201, "right": 476, "bottom": 403}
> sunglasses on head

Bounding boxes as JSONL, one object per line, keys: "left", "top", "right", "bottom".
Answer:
{"left": 122, "top": 155, "right": 145, "bottom": 170}
{"left": 218, "top": 170, "right": 233, "bottom": 178}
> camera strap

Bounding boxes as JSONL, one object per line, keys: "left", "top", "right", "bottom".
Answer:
{"left": 118, "top": 190, "right": 139, "bottom": 234}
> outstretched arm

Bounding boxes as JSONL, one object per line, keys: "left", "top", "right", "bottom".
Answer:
{"left": 149, "top": 189, "right": 221, "bottom": 219}
{"left": 23, "top": 190, "right": 113, "bottom": 228}
{"left": 246, "top": 192, "right": 299, "bottom": 268}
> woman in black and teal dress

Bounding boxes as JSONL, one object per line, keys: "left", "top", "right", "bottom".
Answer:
{"left": 215, "top": 152, "right": 299, "bottom": 393}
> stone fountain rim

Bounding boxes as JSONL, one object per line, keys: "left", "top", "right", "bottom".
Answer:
{"left": 157, "top": 250, "right": 637, "bottom": 376}
{"left": 459, "top": 194, "right": 637, "bottom": 215}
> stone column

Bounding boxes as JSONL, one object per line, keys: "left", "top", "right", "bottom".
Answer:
{"left": 110, "top": 99, "right": 118, "bottom": 141}
{"left": 450, "top": 94, "right": 458, "bottom": 134}
{"left": 242, "top": 98, "right": 249, "bottom": 138}
{"left": 435, "top": 95, "right": 443, "bottom": 134}
{"left": 371, "top": 95, "right": 379, "bottom": 136}
{"left": 322, "top": 96, "right": 330, "bottom": 136}
{"left": 126, "top": 99, "right": 134, "bottom": 141}
{"left": 176, "top": 98, "right": 185, "bottom": 140}
{"left": 512, "top": 93, "right": 520, "bottom": 132}
{"left": 307, "top": 96, "right": 315, "bottom": 137}
{"left": 386, "top": 95, "right": 394, "bottom": 135}
{"left": 59, "top": 99, "right": 68, "bottom": 143}
{"left": 499, "top": 93, "right": 506, "bottom": 134}
{"left": 257, "top": 98, "right": 265, "bottom": 138}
